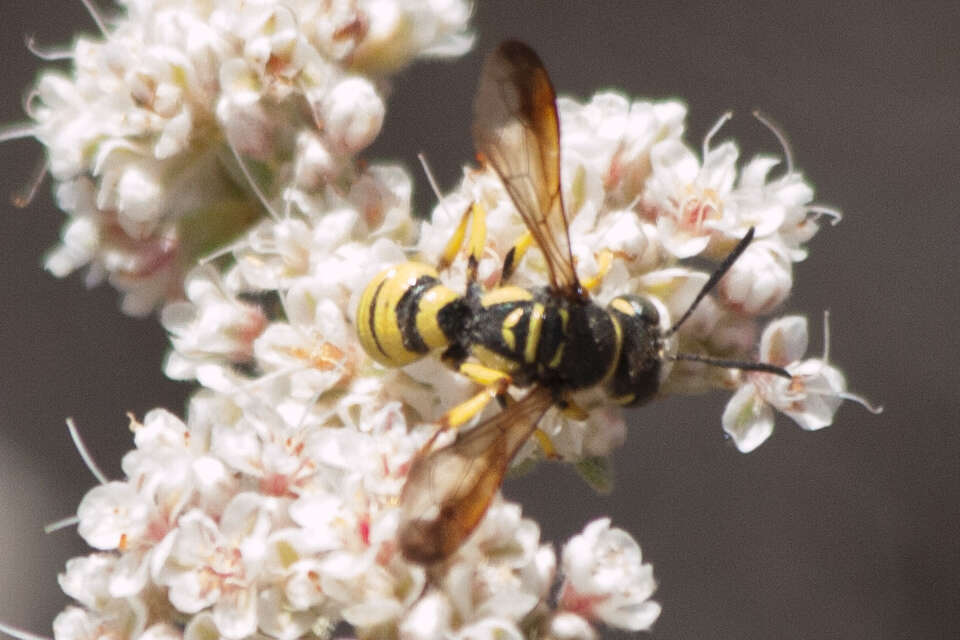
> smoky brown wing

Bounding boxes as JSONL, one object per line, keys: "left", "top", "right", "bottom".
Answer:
{"left": 398, "top": 386, "right": 554, "bottom": 563}
{"left": 472, "top": 40, "right": 583, "bottom": 299}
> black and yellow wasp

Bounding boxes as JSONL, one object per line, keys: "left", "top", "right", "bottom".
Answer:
{"left": 355, "top": 41, "right": 789, "bottom": 564}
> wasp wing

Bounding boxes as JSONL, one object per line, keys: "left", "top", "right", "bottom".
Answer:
{"left": 398, "top": 386, "right": 554, "bottom": 564}
{"left": 472, "top": 40, "right": 584, "bottom": 299}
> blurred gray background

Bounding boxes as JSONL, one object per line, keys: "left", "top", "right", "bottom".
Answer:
{"left": 1, "top": 1, "right": 957, "bottom": 638}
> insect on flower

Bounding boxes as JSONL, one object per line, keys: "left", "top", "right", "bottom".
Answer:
{"left": 355, "top": 40, "right": 791, "bottom": 564}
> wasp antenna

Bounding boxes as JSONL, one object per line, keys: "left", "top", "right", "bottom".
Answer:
{"left": 670, "top": 352, "right": 791, "bottom": 379}
{"left": 666, "top": 227, "right": 755, "bottom": 337}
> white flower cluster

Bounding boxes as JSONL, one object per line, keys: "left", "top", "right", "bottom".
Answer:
{"left": 40, "top": 87, "right": 876, "bottom": 640}
{"left": 8, "top": 0, "right": 472, "bottom": 315}
{"left": 5, "top": 7, "right": 878, "bottom": 638}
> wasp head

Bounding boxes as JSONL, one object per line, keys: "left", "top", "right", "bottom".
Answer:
{"left": 606, "top": 294, "right": 666, "bottom": 407}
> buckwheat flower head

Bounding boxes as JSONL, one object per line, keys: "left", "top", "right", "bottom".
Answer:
{"left": 6, "top": 0, "right": 473, "bottom": 314}
{"left": 559, "top": 518, "right": 661, "bottom": 632}
{"left": 9, "top": 28, "right": 878, "bottom": 640}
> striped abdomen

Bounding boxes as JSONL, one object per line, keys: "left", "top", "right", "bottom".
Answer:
{"left": 356, "top": 262, "right": 462, "bottom": 367}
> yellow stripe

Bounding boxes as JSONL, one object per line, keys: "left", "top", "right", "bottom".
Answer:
{"left": 415, "top": 285, "right": 458, "bottom": 350}
{"left": 599, "top": 313, "right": 623, "bottom": 386}
{"left": 525, "top": 303, "right": 545, "bottom": 363}
{"left": 548, "top": 342, "right": 565, "bottom": 368}
{"left": 481, "top": 286, "right": 533, "bottom": 307}
{"left": 501, "top": 326, "right": 516, "bottom": 350}
{"left": 501, "top": 307, "right": 524, "bottom": 351}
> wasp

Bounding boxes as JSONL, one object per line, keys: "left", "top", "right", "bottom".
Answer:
{"left": 355, "top": 41, "right": 789, "bottom": 564}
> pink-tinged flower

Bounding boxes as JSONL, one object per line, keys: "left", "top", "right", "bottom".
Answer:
{"left": 643, "top": 131, "right": 739, "bottom": 258}
{"left": 162, "top": 266, "right": 268, "bottom": 385}
{"left": 722, "top": 315, "right": 881, "bottom": 452}
{"left": 151, "top": 493, "right": 283, "bottom": 639}
{"left": 544, "top": 612, "right": 598, "bottom": 640}
{"left": 559, "top": 518, "right": 660, "bottom": 632}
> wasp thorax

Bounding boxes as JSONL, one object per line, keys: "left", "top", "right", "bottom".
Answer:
{"left": 606, "top": 295, "right": 663, "bottom": 407}
{"left": 356, "top": 262, "right": 462, "bottom": 367}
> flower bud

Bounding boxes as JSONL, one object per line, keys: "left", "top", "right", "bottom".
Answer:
{"left": 318, "top": 76, "right": 385, "bottom": 155}
{"left": 718, "top": 240, "right": 793, "bottom": 315}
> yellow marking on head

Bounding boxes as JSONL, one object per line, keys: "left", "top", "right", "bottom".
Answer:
{"left": 548, "top": 342, "right": 565, "bottom": 368}
{"left": 525, "top": 302, "right": 545, "bottom": 363}
{"left": 612, "top": 393, "right": 637, "bottom": 405}
{"left": 559, "top": 308, "right": 569, "bottom": 333}
{"left": 611, "top": 297, "right": 636, "bottom": 316}
{"left": 481, "top": 286, "right": 533, "bottom": 307}
{"left": 471, "top": 344, "right": 521, "bottom": 374}
{"left": 599, "top": 312, "right": 624, "bottom": 386}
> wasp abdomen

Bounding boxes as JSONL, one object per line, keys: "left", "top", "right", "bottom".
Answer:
{"left": 356, "top": 262, "right": 461, "bottom": 367}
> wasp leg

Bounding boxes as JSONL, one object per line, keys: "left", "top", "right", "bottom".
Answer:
{"left": 500, "top": 231, "right": 533, "bottom": 285}
{"left": 580, "top": 249, "right": 614, "bottom": 292}
{"left": 493, "top": 387, "right": 559, "bottom": 459}
{"left": 532, "top": 428, "right": 560, "bottom": 459}
{"left": 438, "top": 362, "right": 512, "bottom": 430}
{"left": 439, "top": 202, "right": 488, "bottom": 285}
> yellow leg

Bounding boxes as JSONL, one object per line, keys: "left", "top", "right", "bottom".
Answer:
{"left": 438, "top": 362, "right": 512, "bottom": 430}
{"left": 532, "top": 428, "right": 560, "bottom": 459}
{"left": 501, "top": 231, "right": 533, "bottom": 284}
{"left": 438, "top": 202, "right": 488, "bottom": 284}
{"left": 580, "top": 249, "right": 613, "bottom": 292}
{"left": 438, "top": 202, "right": 473, "bottom": 271}
{"left": 559, "top": 399, "right": 590, "bottom": 421}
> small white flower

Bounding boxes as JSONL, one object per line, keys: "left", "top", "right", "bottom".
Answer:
{"left": 544, "top": 612, "right": 598, "bottom": 640}
{"left": 718, "top": 239, "right": 793, "bottom": 315}
{"left": 450, "top": 618, "right": 524, "bottom": 640}
{"left": 152, "top": 493, "right": 283, "bottom": 639}
{"left": 644, "top": 135, "right": 739, "bottom": 258}
{"left": 722, "top": 315, "right": 879, "bottom": 452}
{"left": 162, "top": 266, "right": 268, "bottom": 384}
{"left": 559, "top": 518, "right": 661, "bottom": 632}
{"left": 317, "top": 75, "right": 386, "bottom": 155}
